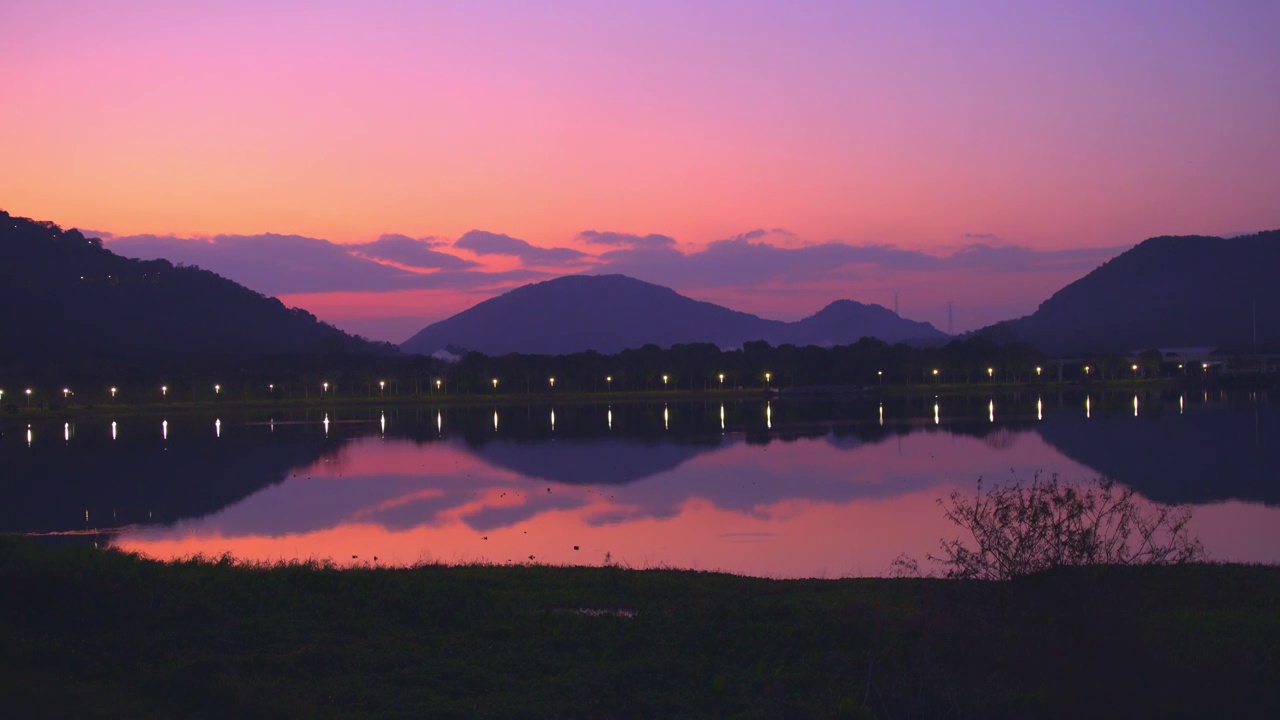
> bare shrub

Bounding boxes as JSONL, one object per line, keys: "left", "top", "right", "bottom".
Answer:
{"left": 929, "top": 473, "right": 1205, "bottom": 580}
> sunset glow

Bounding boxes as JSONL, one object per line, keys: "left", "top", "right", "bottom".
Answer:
{"left": 3, "top": 2, "right": 1277, "bottom": 338}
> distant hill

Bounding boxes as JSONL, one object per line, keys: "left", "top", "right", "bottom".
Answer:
{"left": 0, "top": 210, "right": 392, "bottom": 363}
{"left": 976, "top": 230, "right": 1280, "bottom": 355}
{"left": 401, "top": 274, "right": 945, "bottom": 355}
{"left": 782, "top": 299, "right": 943, "bottom": 347}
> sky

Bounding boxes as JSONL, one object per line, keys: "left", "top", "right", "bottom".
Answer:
{"left": 3, "top": 1, "right": 1277, "bottom": 342}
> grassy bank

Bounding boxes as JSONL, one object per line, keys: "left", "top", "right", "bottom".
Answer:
{"left": 2, "top": 539, "right": 1277, "bottom": 719}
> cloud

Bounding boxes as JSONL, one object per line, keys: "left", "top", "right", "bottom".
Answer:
{"left": 577, "top": 230, "right": 676, "bottom": 249}
{"left": 945, "top": 243, "right": 1124, "bottom": 272}
{"left": 962, "top": 232, "right": 1004, "bottom": 242}
{"left": 455, "top": 230, "right": 589, "bottom": 266}
{"left": 349, "top": 234, "right": 479, "bottom": 270}
{"left": 74, "top": 228, "right": 117, "bottom": 240}
{"left": 592, "top": 233, "right": 1124, "bottom": 289}
{"left": 107, "top": 232, "right": 541, "bottom": 295}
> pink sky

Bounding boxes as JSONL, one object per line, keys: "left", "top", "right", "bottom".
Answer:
{"left": 3, "top": 1, "right": 1277, "bottom": 339}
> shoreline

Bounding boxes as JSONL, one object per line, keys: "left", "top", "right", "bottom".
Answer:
{"left": 2, "top": 375, "right": 1270, "bottom": 419}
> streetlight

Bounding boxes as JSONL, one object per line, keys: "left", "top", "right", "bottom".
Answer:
{"left": 436, "top": 379, "right": 442, "bottom": 390}
{"left": 932, "top": 369, "right": 939, "bottom": 384}
{"left": 110, "top": 387, "right": 117, "bottom": 403}
{"left": 63, "top": 388, "right": 71, "bottom": 399}
{"left": 492, "top": 378, "right": 498, "bottom": 392}
{"left": 161, "top": 385, "right": 168, "bottom": 397}
{"left": 765, "top": 372, "right": 771, "bottom": 386}
{"left": 662, "top": 374, "right": 669, "bottom": 387}
{"left": 1036, "top": 366, "right": 1042, "bottom": 377}
{"left": 25, "top": 389, "right": 32, "bottom": 406}
{"left": 214, "top": 384, "right": 221, "bottom": 395}
{"left": 269, "top": 384, "right": 274, "bottom": 393}
{"left": 718, "top": 373, "right": 724, "bottom": 387}
{"left": 549, "top": 377, "right": 555, "bottom": 389}
{"left": 606, "top": 375, "right": 612, "bottom": 391}
{"left": 1083, "top": 366, "right": 1091, "bottom": 376}
{"left": 876, "top": 370, "right": 882, "bottom": 386}
{"left": 379, "top": 380, "right": 385, "bottom": 396}
{"left": 987, "top": 367, "right": 994, "bottom": 379}
{"left": 322, "top": 382, "right": 329, "bottom": 397}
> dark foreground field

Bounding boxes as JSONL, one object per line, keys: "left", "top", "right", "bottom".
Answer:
{"left": 1, "top": 538, "right": 1277, "bottom": 719}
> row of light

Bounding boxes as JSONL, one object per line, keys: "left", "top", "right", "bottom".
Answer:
{"left": 11, "top": 363, "right": 1207, "bottom": 405}
{"left": 22, "top": 388, "right": 1184, "bottom": 449}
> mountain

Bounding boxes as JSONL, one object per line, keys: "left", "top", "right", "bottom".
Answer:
{"left": 976, "top": 230, "right": 1280, "bottom": 355}
{"left": 782, "top": 299, "right": 943, "bottom": 347}
{"left": 401, "top": 274, "right": 945, "bottom": 355}
{"left": 0, "top": 210, "right": 391, "bottom": 362}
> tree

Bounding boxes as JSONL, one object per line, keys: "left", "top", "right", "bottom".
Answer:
{"left": 922, "top": 474, "right": 1204, "bottom": 580}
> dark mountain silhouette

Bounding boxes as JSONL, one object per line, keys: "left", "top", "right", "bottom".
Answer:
{"left": 401, "top": 274, "right": 945, "bottom": 355}
{"left": 975, "top": 230, "right": 1280, "bottom": 355}
{"left": 0, "top": 210, "right": 392, "bottom": 362}
{"left": 782, "top": 299, "right": 942, "bottom": 347}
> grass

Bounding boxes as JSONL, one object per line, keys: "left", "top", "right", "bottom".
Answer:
{"left": 2, "top": 537, "right": 1278, "bottom": 719}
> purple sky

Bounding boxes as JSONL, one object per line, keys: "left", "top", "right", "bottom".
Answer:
{"left": 2, "top": 1, "right": 1277, "bottom": 340}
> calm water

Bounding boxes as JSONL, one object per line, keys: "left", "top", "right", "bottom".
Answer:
{"left": 2, "top": 390, "right": 1277, "bottom": 577}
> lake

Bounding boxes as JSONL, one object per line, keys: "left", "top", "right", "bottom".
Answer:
{"left": 3, "top": 389, "right": 1277, "bottom": 577}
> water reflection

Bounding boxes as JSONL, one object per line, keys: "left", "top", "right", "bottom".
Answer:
{"left": 2, "top": 392, "right": 1276, "bottom": 576}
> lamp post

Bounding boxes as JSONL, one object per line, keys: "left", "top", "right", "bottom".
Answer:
{"left": 1036, "top": 366, "right": 1042, "bottom": 378}
{"left": 765, "top": 372, "right": 771, "bottom": 387}
{"left": 606, "top": 375, "right": 612, "bottom": 391}
{"left": 662, "top": 374, "right": 669, "bottom": 388}
{"left": 161, "top": 385, "right": 168, "bottom": 397}
{"left": 932, "top": 369, "right": 939, "bottom": 384}
{"left": 63, "top": 388, "right": 71, "bottom": 399}
{"left": 110, "top": 387, "right": 117, "bottom": 404}
{"left": 876, "top": 370, "right": 882, "bottom": 386}
{"left": 214, "top": 384, "right": 221, "bottom": 395}
{"left": 379, "top": 380, "right": 385, "bottom": 397}
{"left": 718, "top": 373, "right": 724, "bottom": 388}
{"left": 26, "top": 389, "right": 32, "bottom": 407}
{"left": 987, "top": 367, "right": 994, "bottom": 380}
{"left": 322, "top": 382, "right": 329, "bottom": 398}
{"left": 549, "top": 377, "right": 555, "bottom": 389}
{"left": 492, "top": 378, "right": 498, "bottom": 393}
{"left": 436, "top": 379, "right": 442, "bottom": 392}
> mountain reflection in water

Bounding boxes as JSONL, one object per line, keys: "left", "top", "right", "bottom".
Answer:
{"left": 2, "top": 392, "right": 1276, "bottom": 577}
